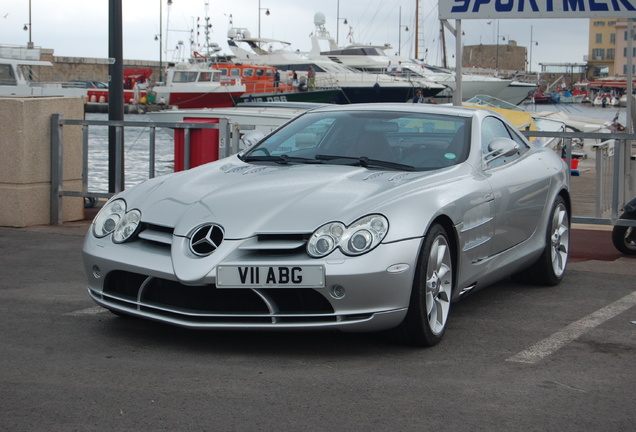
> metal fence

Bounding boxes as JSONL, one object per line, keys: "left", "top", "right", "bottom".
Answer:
{"left": 525, "top": 130, "right": 635, "bottom": 227}
{"left": 50, "top": 115, "right": 636, "bottom": 228}
{"left": 50, "top": 114, "right": 248, "bottom": 225}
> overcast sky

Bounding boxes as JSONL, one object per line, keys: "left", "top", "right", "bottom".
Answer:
{"left": 0, "top": 0, "right": 589, "bottom": 71}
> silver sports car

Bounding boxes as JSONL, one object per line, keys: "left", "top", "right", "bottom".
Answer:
{"left": 83, "top": 103, "right": 570, "bottom": 346}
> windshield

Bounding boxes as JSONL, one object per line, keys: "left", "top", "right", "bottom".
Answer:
{"left": 241, "top": 110, "right": 471, "bottom": 171}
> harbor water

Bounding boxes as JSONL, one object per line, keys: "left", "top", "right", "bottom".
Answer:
{"left": 85, "top": 103, "right": 629, "bottom": 194}
{"left": 86, "top": 112, "right": 175, "bottom": 193}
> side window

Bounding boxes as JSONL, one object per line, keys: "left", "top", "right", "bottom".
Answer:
{"left": 506, "top": 125, "right": 530, "bottom": 153}
{"left": 0, "top": 64, "right": 17, "bottom": 86}
{"left": 481, "top": 116, "right": 519, "bottom": 167}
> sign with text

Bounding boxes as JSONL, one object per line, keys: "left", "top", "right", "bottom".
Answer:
{"left": 439, "top": 0, "right": 636, "bottom": 19}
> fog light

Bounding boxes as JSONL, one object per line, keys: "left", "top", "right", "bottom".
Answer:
{"left": 330, "top": 285, "right": 346, "bottom": 299}
{"left": 92, "top": 265, "right": 101, "bottom": 279}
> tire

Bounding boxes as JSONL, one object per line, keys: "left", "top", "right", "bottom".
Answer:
{"left": 393, "top": 223, "right": 454, "bottom": 347}
{"left": 611, "top": 212, "right": 636, "bottom": 255}
{"left": 514, "top": 196, "right": 569, "bottom": 286}
{"left": 84, "top": 196, "right": 97, "bottom": 208}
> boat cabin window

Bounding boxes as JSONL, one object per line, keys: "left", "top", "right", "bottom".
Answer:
{"left": 218, "top": 68, "right": 229, "bottom": 77}
{"left": 273, "top": 64, "right": 325, "bottom": 73}
{"left": 198, "top": 72, "right": 212, "bottom": 82}
{"left": 173, "top": 71, "right": 198, "bottom": 83}
{"left": 230, "top": 69, "right": 241, "bottom": 77}
{"left": 265, "top": 69, "right": 273, "bottom": 77}
{"left": 243, "top": 68, "right": 254, "bottom": 78}
{"left": 0, "top": 64, "right": 17, "bottom": 86}
{"left": 256, "top": 69, "right": 265, "bottom": 77}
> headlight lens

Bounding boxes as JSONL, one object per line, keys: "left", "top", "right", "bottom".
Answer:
{"left": 307, "top": 215, "right": 388, "bottom": 258}
{"left": 112, "top": 209, "right": 141, "bottom": 243}
{"left": 92, "top": 198, "right": 141, "bottom": 243}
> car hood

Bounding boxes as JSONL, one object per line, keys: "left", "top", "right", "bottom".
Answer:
{"left": 120, "top": 156, "right": 450, "bottom": 238}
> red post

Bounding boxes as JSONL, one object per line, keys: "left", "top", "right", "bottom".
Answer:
{"left": 174, "top": 118, "right": 220, "bottom": 172}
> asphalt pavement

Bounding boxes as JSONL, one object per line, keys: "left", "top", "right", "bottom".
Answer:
{"left": 0, "top": 216, "right": 634, "bottom": 431}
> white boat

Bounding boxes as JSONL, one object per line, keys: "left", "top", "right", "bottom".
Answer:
{"left": 225, "top": 27, "right": 446, "bottom": 104}
{"left": 304, "top": 14, "right": 526, "bottom": 104}
{"left": 152, "top": 59, "right": 247, "bottom": 109}
{"left": 0, "top": 57, "right": 87, "bottom": 98}
{"left": 303, "top": 12, "right": 534, "bottom": 105}
{"left": 533, "top": 109, "right": 619, "bottom": 159}
{"left": 491, "top": 80, "right": 538, "bottom": 105}
{"left": 592, "top": 92, "right": 619, "bottom": 107}
{"left": 558, "top": 92, "right": 585, "bottom": 104}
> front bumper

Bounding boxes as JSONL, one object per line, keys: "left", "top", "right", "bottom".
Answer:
{"left": 83, "top": 233, "right": 422, "bottom": 332}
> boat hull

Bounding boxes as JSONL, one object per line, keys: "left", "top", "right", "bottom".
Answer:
{"left": 335, "top": 85, "right": 441, "bottom": 104}
{"left": 158, "top": 91, "right": 244, "bottom": 109}
{"left": 239, "top": 88, "right": 342, "bottom": 104}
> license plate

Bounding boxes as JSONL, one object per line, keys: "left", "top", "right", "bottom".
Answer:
{"left": 216, "top": 265, "right": 325, "bottom": 288}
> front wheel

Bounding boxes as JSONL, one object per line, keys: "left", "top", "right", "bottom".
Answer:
{"left": 612, "top": 212, "right": 636, "bottom": 255}
{"left": 393, "top": 223, "right": 454, "bottom": 347}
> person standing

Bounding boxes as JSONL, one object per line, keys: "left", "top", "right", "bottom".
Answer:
{"left": 307, "top": 65, "right": 316, "bottom": 91}
{"left": 274, "top": 69, "right": 280, "bottom": 92}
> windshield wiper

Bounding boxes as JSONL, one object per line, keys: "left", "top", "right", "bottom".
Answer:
{"left": 241, "top": 154, "right": 323, "bottom": 165}
{"left": 315, "top": 154, "right": 416, "bottom": 171}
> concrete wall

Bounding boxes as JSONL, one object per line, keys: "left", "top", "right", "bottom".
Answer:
{"left": 40, "top": 49, "right": 161, "bottom": 84}
{"left": 0, "top": 97, "right": 84, "bottom": 227}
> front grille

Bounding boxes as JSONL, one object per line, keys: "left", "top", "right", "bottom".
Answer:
{"left": 136, "top": 223, "right": 174, "bottom": 249}
{"left": 237, "top": 233, "right": 310, "bottom": 255}
{"left": 100, "top": 270, "right": 336, "bottom": 325}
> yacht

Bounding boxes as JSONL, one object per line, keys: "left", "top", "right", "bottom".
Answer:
{"left": 305, "top": 12, "right": 535, "bottom": 105}
{"left": 226, "top": 27, "right": 446, "bottom": 104}
{"left": 0, "top": 57, "right": 87, "bottom": 98}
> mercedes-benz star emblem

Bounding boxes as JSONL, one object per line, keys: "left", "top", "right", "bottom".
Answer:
{"left": 189, "top": 224, "right": 224, "bottom": 256}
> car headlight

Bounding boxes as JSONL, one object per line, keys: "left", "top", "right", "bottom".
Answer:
{"left": 92, "top": 198, "right": 141, "bottom": 243}
{"left": 307, "top": 215, "right": 389, "bottom": 258}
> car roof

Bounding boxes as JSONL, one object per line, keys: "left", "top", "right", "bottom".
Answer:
{"left": 309, "top": 103, "right": 481, "bottom": 119}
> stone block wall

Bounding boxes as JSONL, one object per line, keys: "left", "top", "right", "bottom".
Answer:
{"left": 0, "top": 97, "right": 85, "bottom": 227}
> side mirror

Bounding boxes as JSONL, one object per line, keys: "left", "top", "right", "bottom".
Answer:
{"left": 484, "top": 138, "right": 519, "bottom": 164}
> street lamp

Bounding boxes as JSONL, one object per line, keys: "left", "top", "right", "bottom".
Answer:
{"left": 23, "top": 0, "right": 33, "bottom": 49}
{"left": 398, "top": 6, "right": 409, "bottom": 56}
{"left": 336, "top": 0, "right": 348, "bottom": 46}
{"left": 258, "top": 0, "right": 270, "bottom": 39}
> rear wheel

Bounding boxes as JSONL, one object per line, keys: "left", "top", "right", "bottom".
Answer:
{"left": 393, "top": 223, "right": 453, "bottom": 347}
{"left": 514, "top": 196, "right": 569, "bottom": 286}
{"left": 611, "top": 212, "right": 636, "bottom": 255}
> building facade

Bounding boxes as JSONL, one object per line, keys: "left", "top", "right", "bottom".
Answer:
{"left": 613, "top": 19, "right": 636, "bottom": 77}
{"left": 588, "top": 18, "right": 617, "bottom": 77}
